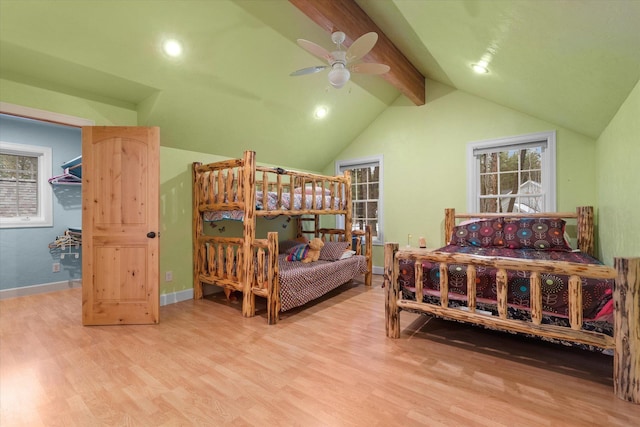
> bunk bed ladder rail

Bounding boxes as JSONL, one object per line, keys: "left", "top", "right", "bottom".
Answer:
{"left": 250, "top": 232, "right": 280, "bottom": 324}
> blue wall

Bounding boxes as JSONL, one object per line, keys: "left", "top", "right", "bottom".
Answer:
{"left": 0, "top": 114, "right": 81, "bottom": 290}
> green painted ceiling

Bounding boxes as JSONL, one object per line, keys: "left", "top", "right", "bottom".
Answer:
{"left": 1, "top": 0, "right": 639, "bottom": 171}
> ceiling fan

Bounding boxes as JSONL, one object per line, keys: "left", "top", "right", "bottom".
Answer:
{"left": 290, "top": 31, "right": 390, "bottom": 89}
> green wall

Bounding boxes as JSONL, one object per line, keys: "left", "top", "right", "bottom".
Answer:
{"left": 330, "top": 79, "right": 598, "bottom": 267}
{"left": 595, "top": 79, "right": 640, "bottom": 265}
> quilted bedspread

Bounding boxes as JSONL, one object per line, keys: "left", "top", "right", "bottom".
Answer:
{"left": 278, "top": 254, "right": 367, "bottom": 312}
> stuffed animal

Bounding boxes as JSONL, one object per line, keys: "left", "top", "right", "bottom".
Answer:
{"left": 301, "top": 238, "right": 324, "bottom": 263}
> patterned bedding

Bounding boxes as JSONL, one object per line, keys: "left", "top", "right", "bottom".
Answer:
{"left": 279, "top": 254, "right": 367, "bottom": 312}
{"left": 398, "top": 245, "right": 614, "bottom": 324}
{"left": 204, "top": 191, "right": 343, "bottom": 222}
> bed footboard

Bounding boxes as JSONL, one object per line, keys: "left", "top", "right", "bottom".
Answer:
{"left": 384, "top": 243, "right": 640, "bottom": 403}
{"left": 193, "top": 232, "right": 280, "bottom": 323}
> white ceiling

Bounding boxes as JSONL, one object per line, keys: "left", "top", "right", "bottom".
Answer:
{"left": 1, "top": 0, "right": 639, "bottom": 171}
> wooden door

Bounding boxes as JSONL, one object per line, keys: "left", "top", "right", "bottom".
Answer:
{"left": 82, "top": 127, "right": 160, "bottom": 325}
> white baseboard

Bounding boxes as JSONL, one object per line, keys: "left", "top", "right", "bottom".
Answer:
{"left": 373, "top": 266, "right": 383, "bottom": 275}
{"left": 0, "top": 280, "right": 82, "bottom": 299}
{"left": 160, "top": 288, "right": 194, "bottom": 306}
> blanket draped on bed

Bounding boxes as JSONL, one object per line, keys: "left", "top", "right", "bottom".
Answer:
{"left": 278, "top": 254, "right": 367, "bottom": 312}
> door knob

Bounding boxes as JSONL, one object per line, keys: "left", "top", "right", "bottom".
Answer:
{"left": 147, "top": 232, "right": 156, "bottom": 238}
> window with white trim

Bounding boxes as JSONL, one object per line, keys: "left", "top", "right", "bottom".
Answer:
{"left": 467, "top": 131, "right": 556, "bottom": 213}
{"left": 336, "top": 155, "right": 383, "bottom": 245}
{"left": 0, "top": 141, "right": 52, "bottom": 228}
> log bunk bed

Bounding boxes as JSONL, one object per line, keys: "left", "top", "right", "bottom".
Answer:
{"left": 384, "top": 207, "right": 639, "bottom": 404}
{"left": 193, "top": 150, "right": 372, "bottom": 324}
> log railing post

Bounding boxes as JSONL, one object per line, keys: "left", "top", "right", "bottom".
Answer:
{"left": 568, "top": 275, "right": 583, "bottom": 330}
{"left": 439, "top": 263, "right": 449, "bottom": 308}
{"left": 530, "top": 272, "right": 542, "bottom": 325}
{"left": 466, "top": 265, "right": 476, "bottom": 312}
{"left": 496, "top": 269, "right": 508, "bottom": 319}
{"left": 415, "top": 262, "right": 424, "bottom": 304}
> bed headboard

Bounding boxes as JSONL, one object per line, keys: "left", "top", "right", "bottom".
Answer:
{"left": 444, "top": 206, "right": 594, "bottom": 257}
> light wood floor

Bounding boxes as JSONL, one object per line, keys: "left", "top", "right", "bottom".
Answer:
{"left": 1, "top": 276, "right": 638, "bottom": 426}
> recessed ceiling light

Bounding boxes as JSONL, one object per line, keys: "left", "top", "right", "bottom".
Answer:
{"left": 162, "top": 39, "right": 183, "bottom": 57}
{"left": 471, "top": 61, "right": 489, "bottom": 74}
{"left": 314, "top": 106, "right": 328, "bottom": 119}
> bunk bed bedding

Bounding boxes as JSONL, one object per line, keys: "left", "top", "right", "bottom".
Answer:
{"left": 203, "top": 191, "right": 343, "bottom": 222}
{"left": 279, "top": 254, "right": 368, "bottom": 311}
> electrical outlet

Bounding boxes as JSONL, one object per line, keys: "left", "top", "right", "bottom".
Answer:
{"left": 165, "top": 271, "right": 173, "bottom": 282}
{"left": 52, "top": 262, "right": 61, "bottom": 273}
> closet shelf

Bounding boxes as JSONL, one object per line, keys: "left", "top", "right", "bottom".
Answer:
{"left": 49, "top": 155, "right": 81, "bottom": 185}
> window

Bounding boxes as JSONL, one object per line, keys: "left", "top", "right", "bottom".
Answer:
{"left": 467, "top": 131, "right": 556, "bottom": 213}
{"left": 0, "top": 141, "right": 52, "bottom": 228}
{"left": 336, "top": 155, "right": 383, "bottom": 244}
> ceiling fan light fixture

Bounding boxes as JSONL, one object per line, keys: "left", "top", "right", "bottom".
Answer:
{"left": 328, "top": 65, "right": 350, "bottom": 89}
{"left": 291, "top": 31, "right": 388, "bottom": 89}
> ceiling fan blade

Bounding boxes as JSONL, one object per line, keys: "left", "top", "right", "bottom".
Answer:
{"left": 297, "top": 39, "right": 335, "bottom": 63}
{"left": 346, "top": 32, "right": 378, "bottom": 63}
{"left": 350, "top": 62, "right": 390, "bottom": 75}
{"left": 290, "top": 65, "right": 328, "bottom": 76}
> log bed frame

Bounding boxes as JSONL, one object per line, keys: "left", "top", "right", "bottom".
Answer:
{"left": 192, "top": 150, "right": 372, "bottom": 324}
{"left": 384, "top": 207, "right": 639, "bottom": 404}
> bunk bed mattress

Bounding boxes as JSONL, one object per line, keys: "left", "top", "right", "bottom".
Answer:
{"left": 278, "top": 254, "right": 367, "bottom": 312}
{"left": 204, "top": 192, "right": 343, "bottom": 221}
{"left": 398, "top": 245, "right": 614, "bottom": 323}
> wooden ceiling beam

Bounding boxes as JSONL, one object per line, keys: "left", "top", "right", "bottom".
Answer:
{"left": 289, "top": 0, "right": 425, "bottom": 105}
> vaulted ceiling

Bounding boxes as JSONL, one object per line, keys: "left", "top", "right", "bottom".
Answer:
{"left": 1, "top": 0, "right": 639, "bottom": 171}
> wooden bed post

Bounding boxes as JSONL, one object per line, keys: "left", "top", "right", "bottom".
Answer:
{"left": 444, "top": 208, "right": 456, "bottom": 246}
{"left": 192, "top": 162, "right": 204, "bottom": 299}
{"left": 266, "top": 232, "right": 280, "bottom": 325}
{"left": 364, "top": 225, "right": 373, "bottom": 287}
{"left": 613, "top": 257, "right": 640, "bottom": 404}
{"left": 576, "top": 206, "right": 594, "bottom": 257}
{"left": 385, "top": 242, "right": 400, "bottom": 338}
{"left": 242, "top": 151, "right": 257, "bottom": 317}
{"left": 343, "top": 170, "right": 353, "bottom": 246}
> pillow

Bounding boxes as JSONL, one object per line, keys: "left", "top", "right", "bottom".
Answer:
{"left": 319, "top": 241, "right": 351, "bottom": 261}
{"left": 286, "top": 244, "right": 309, "bottom": 261}
{"left": 340, "top": 250, "right": 356, "bottom": 260}
{"left": 503, "top": 218, "right": 572, "bottom": 251}
{"left": 279, "top": 239, "right": 301, "bottom": 254}
{"left": 286, "top": 243, "right": 307, "bottom": 255}
{"left": 450, "top": 218, "right": 505, "bottom": 247}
